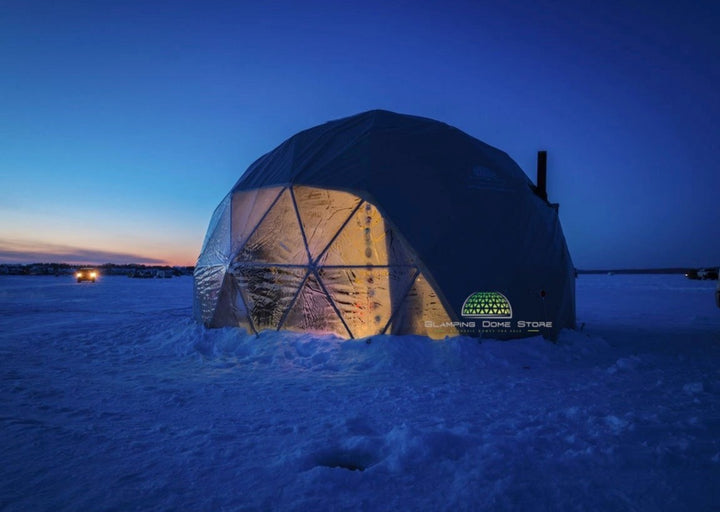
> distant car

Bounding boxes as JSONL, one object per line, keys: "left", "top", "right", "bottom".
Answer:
{"left": 702, "top": 267, "right": 719, "bottom": 280}
{"left": 685, "top": 268, "right": 719, "bottom": 280}
{"left": 76, "top": 268, "right": 98, "bottom": 283}
{"left": 685, "top": 269, "right": 700, "bottom": 280}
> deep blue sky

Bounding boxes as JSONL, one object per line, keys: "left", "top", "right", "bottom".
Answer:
{"left": 1, "top": 0, "right": 718, "bottom": 267}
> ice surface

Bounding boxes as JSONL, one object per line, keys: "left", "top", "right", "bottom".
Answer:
{"left": 1, "top": 274, "right": 719, "bottom": 510}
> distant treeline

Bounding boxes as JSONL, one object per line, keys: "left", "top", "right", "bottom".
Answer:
{"left": 577, "top": 268, "right": 692, "bottom": 275}
{"left": 0, "top": 263, "right": 195, "bottom": 276}
{"left": 2, "top": 263, "right": 716, "bottom": 278}
{"left": 577, "top": 267, "right": 718, "bottom": 277}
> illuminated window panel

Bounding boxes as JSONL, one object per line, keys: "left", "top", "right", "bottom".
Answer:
{"left": 317, "top": 201, "right": 415, "bottom": 267}
{"left": 234, "top": 266, "right": 308, "bottom": 332}
{"left": 281, "top": 271, "right": 350, "bottom": 337}
{"left": 292, "top": 186, "right": 362, "bottom": 262}
{"left": 231, "top": 187, "right": 284, "bottom": 255}
{"left": 319, "top": 266, "right": 417, "bottom": 338}
{"left": 461, "top": 292, "right": 512, "bottom": 318}
{"left": 238, "top": 188, "right": 310, "bottom": 265}
{"left": 390, "top": 274, "right": 458, "bottom": 339}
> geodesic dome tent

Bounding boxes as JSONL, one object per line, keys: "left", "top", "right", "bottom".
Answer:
{"left": 194, "top": 110, "right": 575, "bottom": 339}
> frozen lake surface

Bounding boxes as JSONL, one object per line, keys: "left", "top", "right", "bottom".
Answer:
{"left": 1, "top": 274, "right": 719, "bottom": 511}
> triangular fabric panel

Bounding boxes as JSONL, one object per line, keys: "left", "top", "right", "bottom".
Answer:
{"left": 281, "top": 271, "right": 350, "bottom": 337}
{"left": 210, "top": 272, "right": 251, "bottom": 332}
{"left": 234, "top": 266, "right": 308, "bottom": 332}
{"left": 231, "top": 187, "right": 284, "bottom": 254}
{"left": 390, "top": 273, "right": 458, "bottom": 339}
{"left": 317, "top": 201, "right": 416, "bottom": 267}
{"left": 238, "top": 188, "right": 310, "bottom": 265}
{"left": 319, "top": 266, "right": 417, "bottom": 338}
{"left": 292, "top": 186, "right": 362, "bottom": 262}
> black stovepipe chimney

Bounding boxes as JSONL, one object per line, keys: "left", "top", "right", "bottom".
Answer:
{"left": 536, "top": 150, "right": 548, "bottom": 201}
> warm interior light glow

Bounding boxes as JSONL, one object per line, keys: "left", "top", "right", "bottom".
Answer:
{"left": 198, "top": 186, "right": 458, "bottom": 339}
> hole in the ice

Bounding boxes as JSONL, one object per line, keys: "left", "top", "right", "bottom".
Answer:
{"left": 311, "top": 448, "right": 377, "bottom": 472}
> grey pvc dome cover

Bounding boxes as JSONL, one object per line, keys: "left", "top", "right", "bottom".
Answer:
{"left": 194, "top": 110, "right": 575, "bottom": 340}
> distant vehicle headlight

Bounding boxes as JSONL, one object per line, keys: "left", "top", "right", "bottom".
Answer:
{"left": 90, "top": 272, "right": 97, "bottom": 278}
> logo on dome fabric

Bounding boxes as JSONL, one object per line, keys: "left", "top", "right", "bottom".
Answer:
{"left": 461, "top": 292, "right": 512, "bottom": 319}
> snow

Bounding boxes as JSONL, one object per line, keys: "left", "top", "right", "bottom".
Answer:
{"left": 1, "top": 274, "right": 719, "bottom": 511}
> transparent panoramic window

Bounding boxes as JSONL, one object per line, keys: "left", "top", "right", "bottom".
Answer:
{"left": 319, "top": 266, "right": 417, "bottom": 338}
{"left": 281, "top": 271, "right": 350, "bottom": 337}
{"left": 234, "top": 266, "right": 308, "bottom": 332}
{"left": 199, "top": 185, "right": 457, "bottom": 339}
{"left": 238, "top": 188, "right": 310, "bottom": 265}
{"left": 193, "top": 264, "right": 229, "bottom": 325}
{"left": 292, "top": 186, "right": 362, "bottom": 262}
{"left": 317, "top": 202, "right": 415, "bottom": 267}
{"left": 197, "top": 194, "right": 232, "bottom": 268}
{"left": 210, "top": 273, "right": 252, "bottom": 332}
{"left": 231, "top": 187, "right": 284, "bottom": 255}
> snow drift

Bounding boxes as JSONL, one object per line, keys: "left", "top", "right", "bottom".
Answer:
{"left": 1, "top": 274, "right": 718, "bottom": 511}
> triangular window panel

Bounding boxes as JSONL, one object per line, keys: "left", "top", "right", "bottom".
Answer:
{"left": 231, "top": 187, "right": 284, "bottom": 255}
{"left": 210, "top": 273, "right": 252, "bottom": 332}
{"left": 197, "top": 194, "right": 232, "bottom": 268}
{"left": 317, "top": 201, "right": 415, "bottom": 267}
{"left": 292, "top": 186, "right": 362, "bottom": 262}
{"left": 234, "top": 266, "right": 308, "bottom": 332}
{"left": 281, "top": 271, "right": 350, "bottom": 337}
{"left": 390, "top": 273, "right": 458, "bottom": 340}
{"left": 193, "top": 264, "right": 229, "bottom": 325}
{"left": 319, "top": 266, "right": 417, "bottom": 338}
{"left": 238, "top": 188, "right": 310, "bottom": 265}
